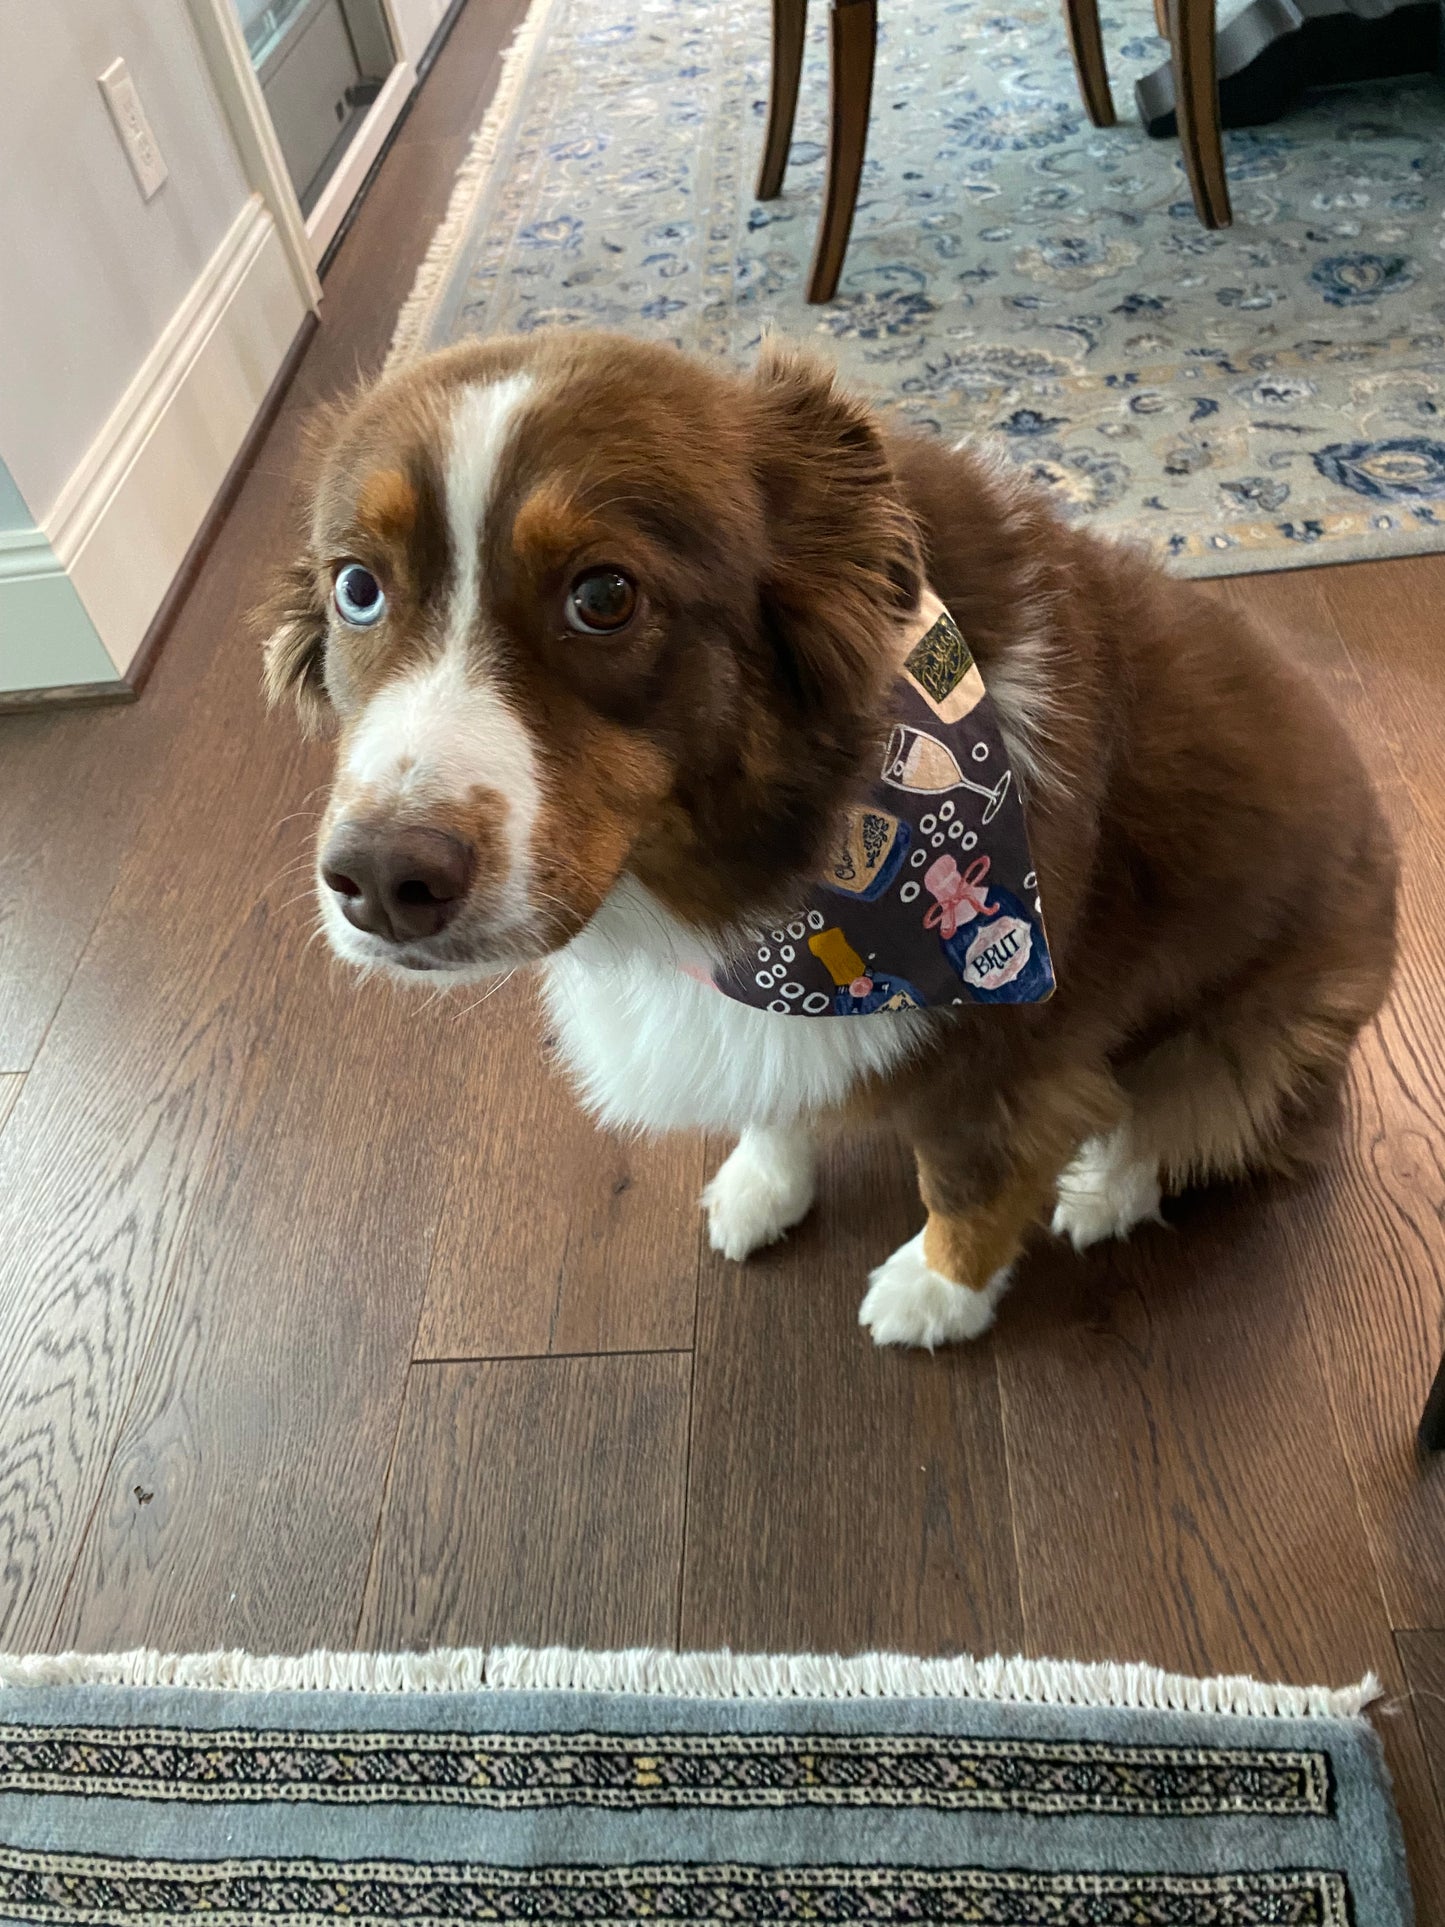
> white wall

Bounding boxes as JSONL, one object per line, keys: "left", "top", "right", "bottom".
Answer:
{"left": 0, "top": 0, "right": 308, "bottom": 692}
{"left": 0, "top": 0, "right": 254, "bottom": 518}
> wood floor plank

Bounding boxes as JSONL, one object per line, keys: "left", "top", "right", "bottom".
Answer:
{"left": 360, "top": 1353, "right": 690, "bottom": 1649}
{"left": 0, "top": 712, "right": 133, "bottom": 1072}
{"left": 0, "top": 695, "right": 205, "bottom": 1075}
{"left": 414, "top": 980, "right": 703, "bottom": 1360}
{"left": 1214, "top": 566, "right": 1445, "bottom": 1631}
{"left": 1273, "top": 981, "right": 1445, "bottom": 1625}
{"left": 293, "top": 134, "right": 470, "bottom": 410}
{"left": 394, "top": 0, "right": 531, "bottom": 158}
{"left": 681, "top": 1131, "right": 1023, "bottom": 1656}
{"left": 996, "top": 1206, "right": 1445, "bottom": 1915}
{"left": 999, "top": 1198, "right": 1386, "bottom": 1680}
{"left": 0, "top": 1073, "right": 22, "bottom": 1135}
{"left": 1208, "top": 565, "right": 1405, "bottom": 810}
{"left": 0, "top": 422, "right": 338, "bottom": 1655}
{"left": 1397, "top": 1630, "right": 1445, "bottom": 1824}
{"left": 1321, "top": 554, "right": 1445, "bottom": 838}
{"left": 55, "top": 961, "right": 487, "bottom": 1657}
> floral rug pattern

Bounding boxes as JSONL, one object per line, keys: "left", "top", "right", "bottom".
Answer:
{"left": 409, "top": 0, "right": 1445, "bottom": 575}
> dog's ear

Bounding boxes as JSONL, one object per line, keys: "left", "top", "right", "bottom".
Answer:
{"left": 257, "top": 554, "right": 330, "bottom": 735}
{"left": 749, "top": 341, "right": 923, "bottom": 737}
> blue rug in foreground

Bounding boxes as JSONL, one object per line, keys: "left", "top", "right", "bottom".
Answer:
{"left": 0, "top": 1647, "right": 1414, "bottom": 1923}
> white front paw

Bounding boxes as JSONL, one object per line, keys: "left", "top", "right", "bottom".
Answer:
{"left": 703, "top": 1130, "right": 816, "bottom": 1262}
{"left": 1051, "top": 1131, "right": 1163, "bottom": 1252}
{"left": 859, "top": 1232, "right": 1013, "bottom": 1349}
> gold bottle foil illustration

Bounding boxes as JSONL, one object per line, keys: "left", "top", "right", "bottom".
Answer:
{"left": 810, "top": 927, "right": 868, "bottom": 986}
{"left": 899, "top": 590, "right": 986, "bottom": 727}
{"left": 809, "top": 927, "right": 925, "bottom": 1014}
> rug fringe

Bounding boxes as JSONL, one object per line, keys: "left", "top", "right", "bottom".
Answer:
{"left": 0, "top": 1644, "right": 1380, "bottom": 1718}
{"left": 385, "top": 0, "right": 558, "bottom": 370}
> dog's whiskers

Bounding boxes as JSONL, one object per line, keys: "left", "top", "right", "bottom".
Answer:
{"left": 450, "top": 968, "right": 519, "bottom": 1020}
{"left": 239, "top": 853, "right": 318, "bottom": 924}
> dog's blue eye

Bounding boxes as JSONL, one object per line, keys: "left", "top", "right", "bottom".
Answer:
{"left": 334, "top": 563, "right": 385, "bottom": 627}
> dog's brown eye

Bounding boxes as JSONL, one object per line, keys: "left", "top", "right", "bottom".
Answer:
{"left": 566, "top": 568, "right": 637, "bottom": 635}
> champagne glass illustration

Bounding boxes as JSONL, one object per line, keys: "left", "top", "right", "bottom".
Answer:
{"left": 882, "top": 724, "right": 1013, "bottom": 823}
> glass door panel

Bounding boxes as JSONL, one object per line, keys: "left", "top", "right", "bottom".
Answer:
{"left": 230, "top": 0, "right": 398, "bottom": 216}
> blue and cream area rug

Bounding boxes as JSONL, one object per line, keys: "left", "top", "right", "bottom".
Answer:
{"left": 390, "top": 0, "right": 1445, "bottom": 576}
{"left": 0, "top": 1646, "right": 1413, "bottom": 1922}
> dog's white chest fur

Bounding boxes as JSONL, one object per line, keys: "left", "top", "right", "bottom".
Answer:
{"left": 539, "top": 880, "right": 933, "bottom": 1135}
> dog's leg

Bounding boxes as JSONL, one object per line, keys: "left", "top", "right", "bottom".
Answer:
{"left": 1053, "top": 915, "right": 1394, "bottom": 1247}
{"left": 1051, "top": 1123, "right": 1164, "bottom": 1251}
{"left": 859, "top": 1161, "right": 1050, "bottom": 1348}
{"left": 861, "top": 1066, "right": 1118, "bottom": 1348}
{"left": 703, "top": 1125, "right": 818, "bottom": 1261}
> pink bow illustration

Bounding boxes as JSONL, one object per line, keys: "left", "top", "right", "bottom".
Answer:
{"left": 923, "top": 854, "right": 996, "bottom": 938}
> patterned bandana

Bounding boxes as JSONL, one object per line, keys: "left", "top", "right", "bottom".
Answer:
{"left": 710, "top": 589, "right": 1055, "bottom": 1016}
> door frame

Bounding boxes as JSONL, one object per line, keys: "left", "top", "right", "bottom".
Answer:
{"left": 188, "top": 0, "right": 417, "bottom": 301}
{"left": 303, "top": 56, "right": 415, "bottom": 260}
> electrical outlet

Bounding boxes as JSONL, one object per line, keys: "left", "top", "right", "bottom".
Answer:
{"left": 98, "top": 58, "right": 169, "bottom": 202}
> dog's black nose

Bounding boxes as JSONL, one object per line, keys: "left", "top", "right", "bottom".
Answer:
{"left": 321, "top": 825, "right": 475, "bottom": 943}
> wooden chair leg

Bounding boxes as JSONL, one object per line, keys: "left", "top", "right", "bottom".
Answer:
{"left": 1421, "top": 1351, "right": 1445, "bottom": 1454}
{"left": 757, "top": 0, "right": 808, "bottom": 200}
{"left": 807, "top": 0, "right": 876, "bottom": 303}
{"left": 1063, "top": 0, "right": 1117, "bottom": 126}
{"left": 1168, "top": 0, "right": 1231, "bottom": 226}
{"left": 1152, "top": 0, "right": 1170, "bottom": 35}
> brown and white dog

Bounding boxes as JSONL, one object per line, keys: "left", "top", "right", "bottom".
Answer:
{"left": 261, "top": 330, "right": 1398, "bottom": 1348}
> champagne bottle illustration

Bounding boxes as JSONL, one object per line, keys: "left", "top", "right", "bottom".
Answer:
{"left": 951, "top": 888, "right": 1055, "bottom": 1002}
{"left": 822, "top": 804, "right": 912, "bottom": 901}
{"left": 922, "top": 855, "right": 1053, "bottom": 1003}
{"left": 882, "top": 723, "right": 1013, "bottom": 824}
{"left": 809, "top": 927, "right": 925, "bottom": 1015}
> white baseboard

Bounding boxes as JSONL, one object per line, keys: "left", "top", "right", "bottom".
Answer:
{"left": 0, "top": 528, "right": 118, "bottom": 695}
{"left": 43, "top": 193, "right": 307, "bottom": 678}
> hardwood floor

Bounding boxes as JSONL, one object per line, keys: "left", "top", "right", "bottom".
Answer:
{"left": 1399, "top": 1629, "right": 1445, "bottom": 1818}
{"left": 360, "top": 1353, "right": 691, "bottom": 1650}
{"left": 1, "top": 0, "right": 1442, "bottom": 1908}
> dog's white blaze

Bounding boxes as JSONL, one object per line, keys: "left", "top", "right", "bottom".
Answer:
{"left": 342, "top": 655, "right": 539, "bottom": 891}
{"left": 330, "top": 373, "right": 544, "bottom": 949}
{"left": 443, "top": 374, "right": 534, "bottom": 661}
